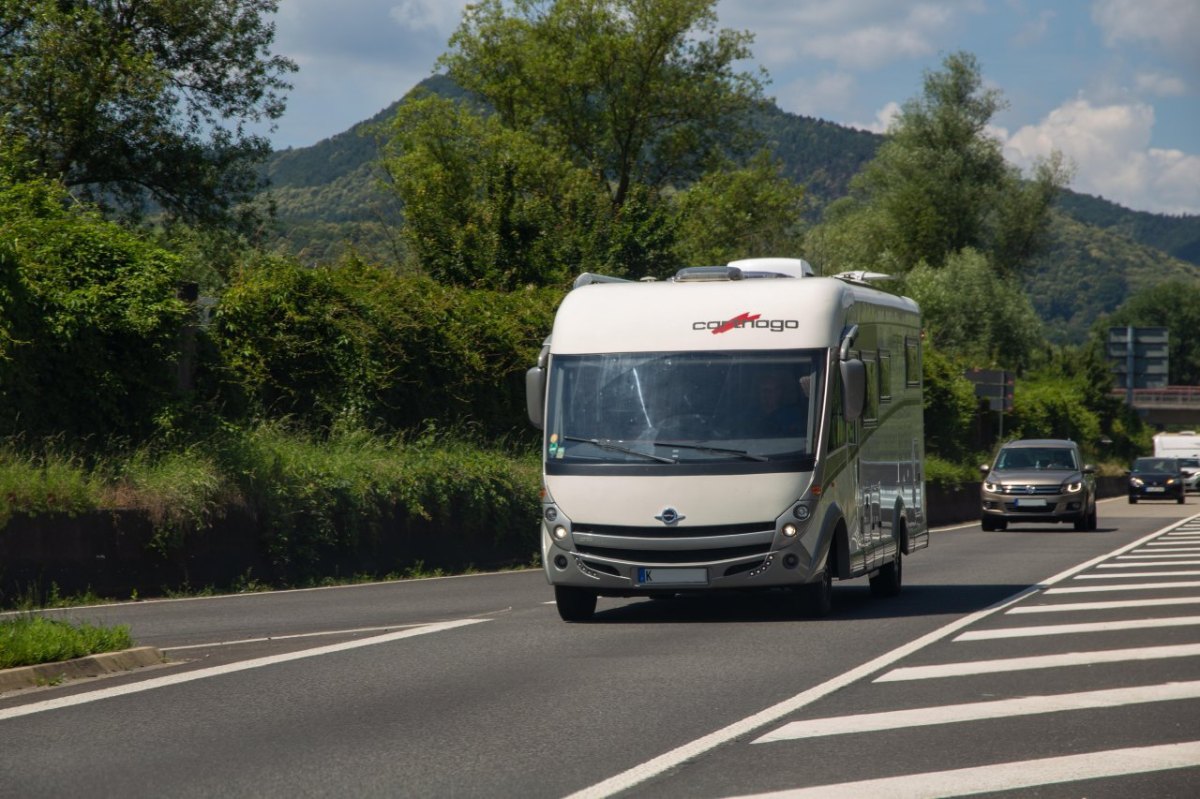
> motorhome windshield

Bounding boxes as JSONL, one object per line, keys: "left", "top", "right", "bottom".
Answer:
{"left": 545, "top": 350, "right": 823, "bottom": 469}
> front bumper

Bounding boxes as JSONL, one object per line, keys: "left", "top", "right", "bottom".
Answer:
{"left": 980, "top": 489, "right": 1087, "bottom": 523}
{"left": 541, "top": 524, "right": 822, "bottom": 595}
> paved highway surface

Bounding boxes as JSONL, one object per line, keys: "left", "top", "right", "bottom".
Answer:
{"left": 1, "top": 497, "right": 1198, "bottom": 798}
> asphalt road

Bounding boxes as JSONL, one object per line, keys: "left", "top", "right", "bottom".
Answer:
{"left": 1, "top": 497, "right": 1198, "bottom": 798}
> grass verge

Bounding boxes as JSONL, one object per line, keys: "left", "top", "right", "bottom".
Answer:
{"left": 0, "top": 615, "right": 134, "bottom": 670}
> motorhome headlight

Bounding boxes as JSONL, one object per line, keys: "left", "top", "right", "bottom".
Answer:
{"left": 1062, "top": 480, "right": 1083, "bottom": 494}
{"left": 544, "top": 506, "right": 558, "bottom": 522}
{"left": 552, "top": 525, "right": 568, "bottom": 540}
{"left": 782, "top": 523, "right": 799, "bottom": 538}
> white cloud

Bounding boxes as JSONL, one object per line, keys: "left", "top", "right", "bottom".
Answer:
{"left": 717, "top": 0, "right": 978, "bottom": 70}
{"left": 388, "top": 1, "right": 467, "bottom": 33}
{"left": 849, "top": 101, "right": 903, "bottom": 134}
{"left": 1003, "top": 98, "right": 1200, "bottom": 215}
{"left": 1011, "top": 9, "right": 1055, "bottom": 47}
{"left": 1092, "top": 0, "right": 1200, "bottom": 66}
{"left": 1135, "top": 71, "right": 1188, "bottom": 97}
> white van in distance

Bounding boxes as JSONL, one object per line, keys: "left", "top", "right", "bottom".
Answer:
{"left": 526, "top": 258, "right": 928, "bottom": 621}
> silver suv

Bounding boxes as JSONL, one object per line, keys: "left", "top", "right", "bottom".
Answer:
{"left": 980, "top": 439, "right": 1097, "bottom": 531}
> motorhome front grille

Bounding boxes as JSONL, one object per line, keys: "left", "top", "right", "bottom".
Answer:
{"left": 574, "top": 543, "right": 771, "bottom": 564}
{"left": 571, "top": 522, "right": 774, "bottom": 538}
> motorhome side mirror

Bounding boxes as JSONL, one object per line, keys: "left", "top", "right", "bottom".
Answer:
{"left": 525, "top": 367, "right": 546, "bottom": 429}
{"left": 840, "top": 359, "right": 866, "bottom": 423}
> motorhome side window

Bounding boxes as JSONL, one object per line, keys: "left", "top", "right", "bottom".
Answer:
{"left": 863, "top": 352, "right": 879, "bottom": 426}
{"left": 879, "top": 352, "right": 892, "bottom": 402}
{"left": 905, "top": 336, "right": 921, "bottom": 387}
{"left": 827, "top": 360, "right": 846, "bottom": 451}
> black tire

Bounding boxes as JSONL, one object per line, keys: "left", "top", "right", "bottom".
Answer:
{"left": 994, "top": 518, "right": 1008, "bottom": 531}
{"left": 554, "top": 586, "right": 597, "bottom": 622}
{"left": 1088, "top": 505, "right": 1098, "bottom": 531}
{"left": 869, "top": 547, "right": 902, "bottom": 597}
{"left": 981, "top": 516, "right": 996, "bottom": 532}
{"left": 1074, "top": 512, "right": 1088, "bottom": 531}
{"left": 1178, "top": 493, "right": 1186, "bottom": 505}
{"left": 1129, "top": 495, "right": 1138, "bottom": 504}
{"left": 797, "top": 562, "right": 833, "bottom": 618}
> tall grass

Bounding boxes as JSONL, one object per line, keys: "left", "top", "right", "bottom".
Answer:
{"left": 0, "top": 615, "right": 134, "bottom": 669}
{"left": 0, "top": 445, "right": 102, "bottom": 527}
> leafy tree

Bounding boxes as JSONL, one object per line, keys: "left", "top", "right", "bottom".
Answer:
{"left": 921, "top": 344, "right": 980, "bottom": 462}
{"left": 438, "top": 0, "right": 764, "bottom": 210}
{"left": 383, "top": 93, "right": 610, "bottom": 288}
{"left": 904, "top": 248, "right": 1043, "bottom": 370}
{"left": 672, "top": 151, "right": 806, "bottom": 265}
{"left": 806, "top": 51, "right": 1067, "bottom": 277}
{"left": 0, "top": 0, "right": 296, "bottom": 226}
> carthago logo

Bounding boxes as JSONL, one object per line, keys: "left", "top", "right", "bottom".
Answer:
{"left": 694, "top": 312, "right": 800, "bottom": 334}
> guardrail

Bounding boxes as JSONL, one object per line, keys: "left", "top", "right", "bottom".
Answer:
{"left": 1114, "top": 387, "right": 1200, "bottom": 407}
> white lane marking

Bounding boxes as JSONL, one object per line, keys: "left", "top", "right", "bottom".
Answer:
{"left": 1045, "top": 580, "right": 1200, "bottom": 594}
{"left": 1118, "top": 552, "right": 1200, "bottom": 559}
{"left": 160, "top": 624, "right": 427, "bottom": 651}
{"left": 1009, "top": 596, "right": 1200, "bottom": 613}
{"left": 1147, "top": 541, "right": 1200, "bottom": 547}
{"left": 753, "top": 681, "right": 1200, "bottom": 742}
{"left": 1075, "top": 570, "right": 1200, "bottom": 578}
{"left": 1098, "top": 560, "right": 1200, "bottom": 567}
{"left": 953, "top": 615, "right": 1200, "bottom": 640}
{"left": 874, "top": 643, "right": 1200, "bottom": 682}
{"left": 562, "top": 515, "right": 1198, "bottom": 799}
{"left": 729, "top": 741, "right": 1200, "bottom": 799}
{"left": 0, "top": 619, "right": 488, "bottom": 721}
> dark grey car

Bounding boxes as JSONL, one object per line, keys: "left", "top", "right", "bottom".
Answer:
{"left": 979, "top": 439, "right": 1098, "bottom": 531}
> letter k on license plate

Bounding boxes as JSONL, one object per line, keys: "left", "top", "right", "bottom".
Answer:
{"left": 637, "top": 567, "right": 708, "bottom": 585}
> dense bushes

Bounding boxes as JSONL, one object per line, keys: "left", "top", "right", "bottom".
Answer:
{"left": 211, "top": 256, "right": 560, "bottom": 438}
{"left": 0, "top": 177, "right": 188, "bottom": 441}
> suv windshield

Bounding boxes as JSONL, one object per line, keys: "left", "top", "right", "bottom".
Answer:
{"left": 995, "top": 447, "right": 1078, "bottom": 471}
{"left": 544, "top": 350, "right": 823, "bottom": 466}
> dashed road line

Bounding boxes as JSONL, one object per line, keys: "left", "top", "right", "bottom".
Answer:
{"left": 752, "top": 681, "right": 1200, "bottom": 742}
{"left": 1045, "top": 580, "right": 1200, "bottom": 594}
{"left": 1008, "top": 596, "right": 1200, "bottom": 613}
{"left": 874, "top": 643, "right": 1200, "bottom": 682}
{"left": 952, "top": 615, "right": 1200, "bottom": 640}
{"left": 728, "top": 741, "right": 1200, "bottom": 799}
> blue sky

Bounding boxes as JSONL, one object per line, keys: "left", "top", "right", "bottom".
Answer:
{"left": 263, "top": 0, "right": 1200, "bottom": 216}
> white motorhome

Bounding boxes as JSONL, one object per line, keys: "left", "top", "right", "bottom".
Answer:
{"left": 526, "top": 258, "right": 928, "bottom": 621}
{"left": 1153, "top": 432, "right": 1200, "bottom": 491}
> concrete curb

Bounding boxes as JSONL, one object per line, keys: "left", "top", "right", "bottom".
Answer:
{"left": 0, "top": 646, "right": 165, "bottom": 694}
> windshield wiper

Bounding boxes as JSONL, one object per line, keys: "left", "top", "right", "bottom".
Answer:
{"left": 652, "top": 440, "right": 770, "bottom": 462}
{"left": 560, "top": 435, "right": 678, "bottom": 463}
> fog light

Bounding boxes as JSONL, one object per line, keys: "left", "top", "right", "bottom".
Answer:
{"left": 544, "top": 506, "right": 558, "bottom": 522}
{"left": 793, "top": 504, "right": 810, "bottom": 521}
{"left": 782, "top": 523, "right": 798, "bottom": 537}
{"left": 553, "top": 555, "right": 568, "bottom": 569}
{"left": 783, "top": 554, "right": 799, "bottom": 569}
{"left": 553, "top": 525, "right": 568, "bottom": 540}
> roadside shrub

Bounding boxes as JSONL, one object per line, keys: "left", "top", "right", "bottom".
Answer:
{"left": 211, "top": 256, "right": 560, "bottom": 439}
{"left": 0, "top": 176, "right": 187, "bottom": 442}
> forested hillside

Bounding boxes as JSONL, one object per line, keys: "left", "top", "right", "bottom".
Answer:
{"left": 258, "top": 75, "right": 1200, "bottom": 343}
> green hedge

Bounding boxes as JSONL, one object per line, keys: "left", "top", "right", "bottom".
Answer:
{"left": 210, "top": 257, "right": 561, "bottom": 439}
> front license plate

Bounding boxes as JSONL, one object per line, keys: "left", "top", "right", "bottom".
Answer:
{"left": 1147, "top": 486, "right": 1166, "bottom": 493}
{"left": 637, "top": 567, "right": 708, "bottom": 586}
{"left": 1015, "top": 498, "right": 1047, "bottom": 507}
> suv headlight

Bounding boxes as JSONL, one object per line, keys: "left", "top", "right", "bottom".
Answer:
{"left": 983, "top": 481, "right": 1000, "bottom": 493}
{"left": 1130, "top": 477, "right": 1144, "bottom": 488}
{"left": 1062, "top": 480, "right": 1083, "bottom": 493}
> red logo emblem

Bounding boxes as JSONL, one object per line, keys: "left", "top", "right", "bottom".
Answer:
{"left": 712, "top": 312, "right": 760, "bottom": 334}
